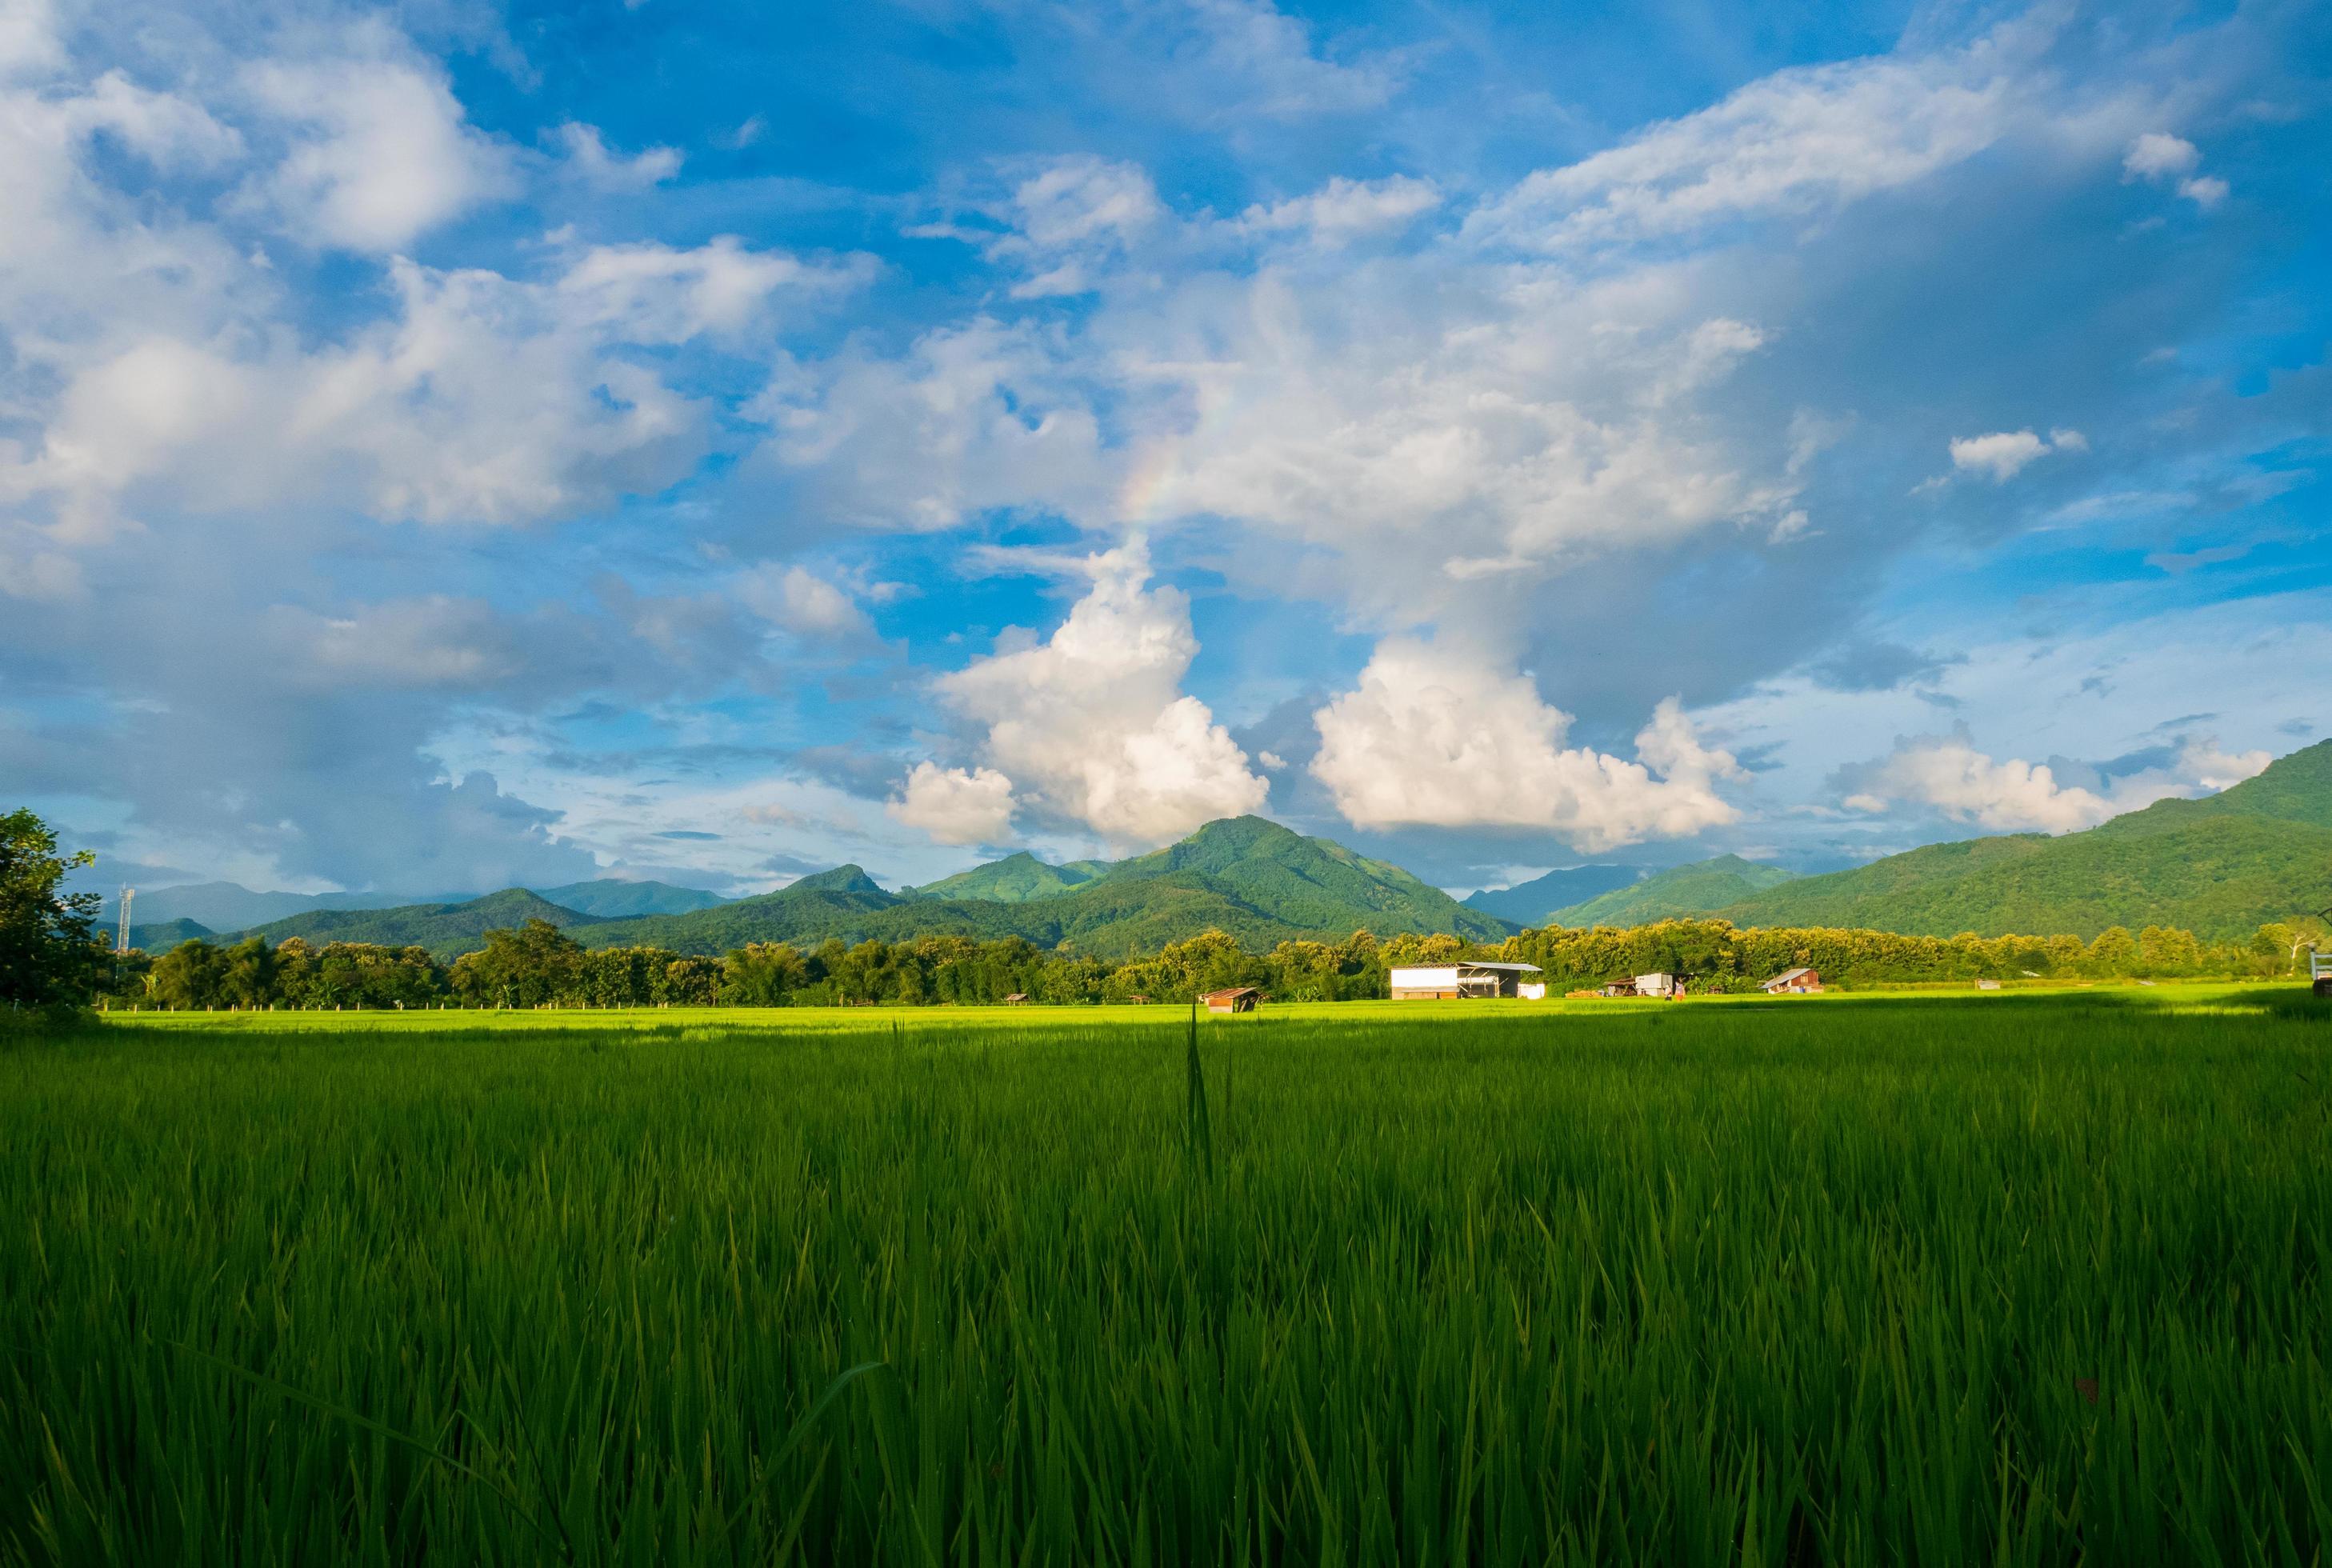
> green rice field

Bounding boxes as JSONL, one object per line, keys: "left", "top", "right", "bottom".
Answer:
{"left": 3, "top": 988, "right": 2328, "bottom": 1564}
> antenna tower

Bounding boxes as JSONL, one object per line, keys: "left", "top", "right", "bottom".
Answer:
{"left": 117, "top": 886, "right": 134, "bottom": 955}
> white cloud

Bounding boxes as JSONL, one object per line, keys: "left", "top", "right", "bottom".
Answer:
{"left": 1309, "top": 639, "right": 1740, "bottom": 850}
{"left": 2122, "top": 132, "right": 2228, "bottom": 210}
{"left": 1238, "top": 174, "right": 1439, "bottom": 244}
{"left": 1161, "top": 0, "right": 1403, "bottom": 122}
{"left": 2176, "top": 174, "right": 2227, "bottom": 210}
{"left": 67, "top": 70, "right": 243, "bottom": 166}
{"left": 1844, "top": 731, "right": 2272, "bottom": 833}
{"left": 933, "top": 542, "right": 1268, "bottom": 848}
{"left": 2175, "top": 736, "right": 2269, "bottom": 791}
{"left": 0, "top": 0, "right": 62, "bottom": 77}
{"left": 754, "top": 318, "right": 1114, "bottom": 531}
{"left": 5, "top": 258, "right": 714, "bottom": 534}
{"left": 1947, "top": 426, "right": 2083, "bottom": 482}
{"left": 2122, "top": 132, "right": 2200, "bottom": 179}
{"left": 553, "top": 122, "right": 682, "bottom": 190}
{"left": 736, "top": 563, "right": 870, "bottom": 638}
{"left": 1, "top": 203, "right": 864, "bottom": 541}
{"left": 887, "top": 762, "right": 1017, "bottom": 846}
{"left": 265, "top": 595, "right": 517, "bottom": 689}
{"left": 244, "top": 40, "right": 517, "bottom": 251}
{"left": 1113, "top": 268, "right": 1798, "bottom": 622}
{"left": 1463, "top": 22, "right": 2051, "bottom": 253}
{"left": 1012, "top": 154, "right": 1161, "bottom": 251}
{"left": 1846, "top": 738, "right": 2111, "bottom": 832}
{"left": 557, "top": 234, "right": 870, "bottom": 342}
{"left": 933, "top": 154, "right": 1164, "bottom": 299}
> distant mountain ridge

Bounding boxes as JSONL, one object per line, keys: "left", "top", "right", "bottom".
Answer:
{"left": 901, "top": 851, "right": 1110, "bottom": 903}
{"left": 530, "top": 880, "right": 728, "bottom": 918}
{"left": 127, "top": 918, "right": 214, "bottom": 950}
{"left": 116, "top": 739, "right": 2332, "bottom": 960}
{"left": 121, "top": 877, "right": 726, "bottom": 934}
{"left": 1463, "top": 864, "right": 1642, "bottom": 925}
{"left": 577, "top": 816, "right": 1513, "bottom": 958}
{"left": 1550, "top": 855, "right": 1797, "bottom": 928}
{"left": 237, "top": 890, "right": 607, "bottom": 959}
{"left": 1713, "top": 739, "right": 2332, "bottom": 940}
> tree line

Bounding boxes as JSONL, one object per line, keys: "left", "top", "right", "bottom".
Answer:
{"left": 6, "top": 807, "right": 2321, "bottom": 1018}
{"left": 90, "top": 913, "right": 2321, "bottom": 1012}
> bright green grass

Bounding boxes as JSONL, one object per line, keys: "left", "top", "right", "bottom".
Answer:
{"left": 3, "top": 990, "right": 2327, "bottom": 1564}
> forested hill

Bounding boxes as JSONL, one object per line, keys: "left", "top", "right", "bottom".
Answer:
{"left": 239, "top": 890, "right": 606, "bottom": 958}
{"left": 898, "top": 851, "right": 1108, "bottom": 902}
{"left": 178, "top": 741, "right": 2332, "bottom": 958}
{"left": 1549, "top": 855, "right": 1797, "bottom": 928}
{"left": 582, "top": 817, "right": 1512, "bottom": 958}
{"left": 1462, "top": 863, "right": 1641, "bottom": 926}
{"left": 124, "top": 876, "right": 724, "bottom": 931}
{"left": 1712, "top": 738, "right": 2332, "bottom": 940}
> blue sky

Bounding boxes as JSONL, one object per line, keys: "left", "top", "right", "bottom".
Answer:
{"left": 2, "top": 0, "right": 2327, "bottom": 898}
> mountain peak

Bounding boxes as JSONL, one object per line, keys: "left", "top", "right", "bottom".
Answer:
{"left": 899, "top": 850, "right": 1105, "bottom": 903}
{"left": 788, "top": 864, "right": 886, "bottom": 896}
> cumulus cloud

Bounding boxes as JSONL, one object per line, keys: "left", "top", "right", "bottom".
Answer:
{"left": 754, "top": 318, "right": 1114, "bottom": 530}
{"left": 1238, "top": 174, "right": 1439, "bottom": 244}
{"left": 553, "top": 122, "right": 682, "bottom": 190}
{"left": 264, "top": 595, "right": 520, "bottom": 689}
{"left": 244, "top": 41, "right": 517, "bottom": 251}
{"left": 2122, "top": 131, "right": 2226, "bottom": 208}
{"left": 1309, "top": 639, "right": 1741, "bottom": 850}
{"left": 4, "top": 233, "right": 864, "bottom": 538}
{"left": 66, "top": 70, "right": 243, "bottom": 166}
{"left": 1842, "top": 731, "right": 2271, "bottom": 833}
{"left": 557, "top": 234, "right": 870, "bottom": 342}
{"left": 1114, "top": 270, "right": 1798, "bottom": 620}
{"left": 2174, "top": 736, "right": 2270, "bottom": 791}
{"left": 2122, "top": 132, "right": 2200, "bottom": 179}
{"left": 1, "top": 38, "right": 843, "bottom": 548}
{"left": 919, "top": 154, "right": 1163, "bottom": 298}
{"left": 1946, "top": 426, "right": 2084, "bottom": 482}
{"left": 1138, "top": 0, "right": 1405, "bottom": 122}
{"left": 1463, "top": 22, "right": 2049, "bottom": 253}
{"left": 933, "top": 542, "right": 1268, "bottom": 848}
{"left": 2175, "top": 174, "right": 2227, "bottom": 210}
{"left": 0, "top": 0, "right": 64, "bottom": 76}
{"left": 735, "top": 563, "right": 870, "bottom": 638}
{"left": 887, "top": 762, "right": 1017, "bottom": 846}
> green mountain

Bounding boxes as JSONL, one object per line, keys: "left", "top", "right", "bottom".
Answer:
{"left": 1464, "top": 864, "right": 1642, "bottom": 925}
{"left": 1716, "top": 739, "right": 2332, "bottom": 940}
{"left": 582, "top": 816, "right": 1511, "bottom": 958}
{"left": 1550, "top": 855, "right": 1798, "bottom": 928}
{"left": 901, "top": 851, "right": 1106, "bottom": 902}
{"left": 124, "top": 876, "right": 720, "bottom": 930}
{"left": 530, "top": 879, "right": 726, "bottom": 918}
{"left": 238, "top": 889, "right": 606, "bottom": 959}
{"left": 130, "top": 918, "right": 215, "bottom": 950}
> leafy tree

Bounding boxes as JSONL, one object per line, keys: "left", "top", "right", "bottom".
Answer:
{"left": 721, "top": 942, "right": 809, "bottom": 1005}
{"left": 0, "top": 809, "right": 104, "bottom": 1013}
{"left": 661, "top": 956, "right": 722, "bottom": 1006}
{"left": 218, "top": 937, "right": 278, "bottom": 1007}
{"left": 150, "top": 940, "right": 227, "bottom": 1009}
{"left": 2085, "top": 926, "right": 2139, "bottom": 974}
{"left": 450, "top": 919, "right": 584, "bottom": 1007}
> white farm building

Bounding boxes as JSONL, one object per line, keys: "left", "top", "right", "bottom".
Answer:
{"left": 1388, "top": 961, "right": 1545, "bottom": 1001}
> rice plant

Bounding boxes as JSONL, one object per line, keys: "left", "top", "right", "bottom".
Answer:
{"left": 1, "top": 990, "right": 2326, "bottom": 1564}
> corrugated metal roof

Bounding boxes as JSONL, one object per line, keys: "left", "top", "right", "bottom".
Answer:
{"left": 1458, "top": 960, "right": 1542, "bottom": 973}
